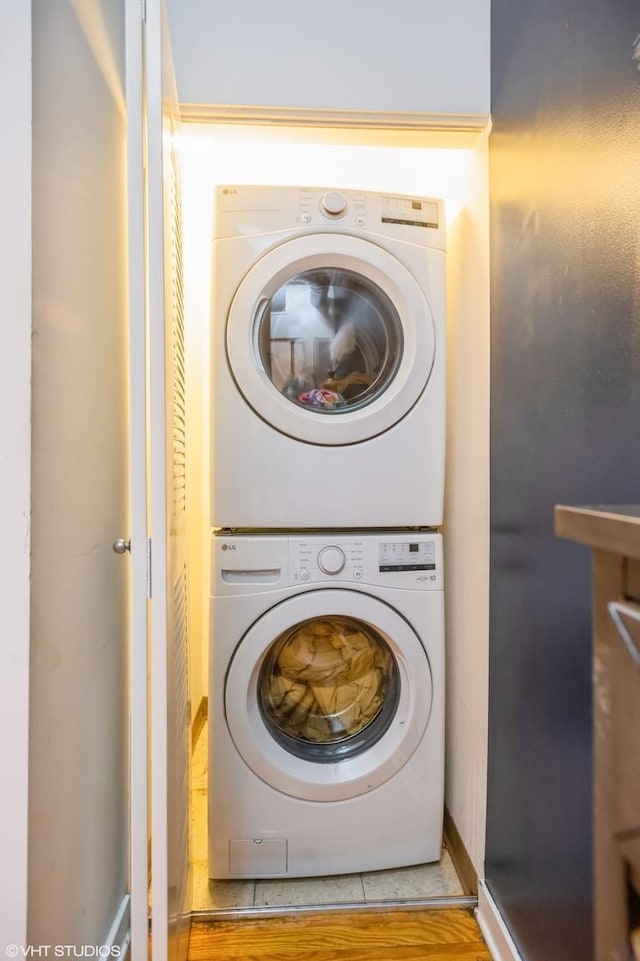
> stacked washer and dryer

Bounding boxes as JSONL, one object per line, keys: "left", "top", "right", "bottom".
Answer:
{"left": 208, "top": 185, "right": 447, "bottom": 880}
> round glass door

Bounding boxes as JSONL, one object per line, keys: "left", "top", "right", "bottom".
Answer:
{"left": 257, "top": 614, "right": 400, "bottom": 762}
{"left": 257, "top": 268, "right": 403, "bottom": 414}
{"left": 226, "top": 234, "right": 436, "bottom": 446}
{"left": 224, "top": 589, "right": 433, "bottom": 802}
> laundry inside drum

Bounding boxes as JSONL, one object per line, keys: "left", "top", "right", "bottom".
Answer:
{"left": 257, "top": 268, "right": 403, "bottom": 413}
{"left": 258, "top": 615, "right": 400, "bottom": 762}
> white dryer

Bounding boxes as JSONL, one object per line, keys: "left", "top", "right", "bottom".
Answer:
{"left": 210, "top": 185, "right": 446, "bottom": 529}
{"left": 208, "top": 530, "right": 444, "bottom": 879}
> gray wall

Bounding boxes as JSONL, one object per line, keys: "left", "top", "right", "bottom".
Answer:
{"left": 487, "top": 1, "right": 640, "bottom": 959}
{"left": 29, "top": 0, "right": 129, "bottom": 944}
{"left": 165, "top": 0, "right": 490, "bottom": 116}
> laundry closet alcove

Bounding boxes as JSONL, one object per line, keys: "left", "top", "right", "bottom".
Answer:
{"left": 171, "top": 119, "right": 491, "bottom": 919}
{"left": 134, "top": 0, "right": 491, "bottom": 955}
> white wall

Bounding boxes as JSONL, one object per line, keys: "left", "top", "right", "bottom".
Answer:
{"left": 178, "top": 122, "right": 490, "bottom": 873}
{"left": 28, "top": 0, "right": 130, "bottom": 944}
{"left": 443, "top": 128, "right": 490, "bottom": 871}
{"left": 0, "top": 3, "right": 32, "bottom": 950}
{"left": 165, "top": 0, "right": 490, "bottom": 119}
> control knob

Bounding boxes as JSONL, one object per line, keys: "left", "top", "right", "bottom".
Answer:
{"left": 320, "top": 191, "right": 347, "bottom": 218}
{"left": 317, "top": 546, "right": 346, "bottom": 575}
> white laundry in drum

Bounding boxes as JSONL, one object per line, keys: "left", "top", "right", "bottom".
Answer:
{"left": 208, "top": 531, "right": 445, "bottom": 880}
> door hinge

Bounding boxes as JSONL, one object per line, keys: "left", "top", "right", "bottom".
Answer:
{"left": 146, "top": 537, "right": 152, "bottom": 598}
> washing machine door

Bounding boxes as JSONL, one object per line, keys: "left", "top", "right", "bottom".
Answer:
{"left": 226, "top": 234, "right": 436, "bottom": 445}
{"left": 225, "top": 589, "right": 433, "bottom": 801}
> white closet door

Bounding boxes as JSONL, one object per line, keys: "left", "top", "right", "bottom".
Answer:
{"left": 146, "top": 1, "right": 191, "bottom": 958}
{"left": 126, "top": 0, "right": 190, "bottom": 955}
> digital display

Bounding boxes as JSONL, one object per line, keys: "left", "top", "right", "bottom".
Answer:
{"left": 379, "top": 541, "right": 436, "bottom": 573}
{"left": 381, "top": 196, "right": 439, "bottom": 229}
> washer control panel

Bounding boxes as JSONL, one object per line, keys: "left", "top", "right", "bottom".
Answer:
{"left": 289, "top": 533, "right": 443, "bottom": 590}
{"left": 213, "top": 532, "right": 443, "bottom": 594}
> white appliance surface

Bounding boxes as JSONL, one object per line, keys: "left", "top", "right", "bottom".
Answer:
{"left": 211, "top": 185, "right": 446, "bottom": 529}
{"left": 208, "top": 531, "right": 445, "bottom": 879}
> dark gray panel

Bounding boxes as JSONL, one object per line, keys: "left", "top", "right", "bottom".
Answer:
{"left": 488, "top": 1, "right": 640, "bottom": 959}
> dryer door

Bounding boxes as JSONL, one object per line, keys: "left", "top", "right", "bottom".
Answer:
{"left": 224, "top": 589, "right": 433, "bottom": 801}
{"left": 226, "top": 234, "right": 436, "bottom": 445}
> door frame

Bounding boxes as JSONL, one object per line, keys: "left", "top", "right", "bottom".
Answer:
{"left": 0, "top": 4, "right": 32, "bottom": 948}
{"left": 125, "top": 0, "right": 149, "bottom": 956}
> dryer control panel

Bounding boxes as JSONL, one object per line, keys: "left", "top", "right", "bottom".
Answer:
{"left": 295, "top": 186, "right": 443, "bottom": 244}
{"left": 214, "top": 184, "right": 446, "bottom": 252}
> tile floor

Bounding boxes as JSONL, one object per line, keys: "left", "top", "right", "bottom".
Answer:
{"left": 191, "top": 721, "right": 465, "bottom": 913}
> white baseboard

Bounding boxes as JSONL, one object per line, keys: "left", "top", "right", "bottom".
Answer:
{"left": 105, "top": 895, "right": 131, "bottom": 960}
{"left": 476, "top": 880, "right": 524, "bottom": 961}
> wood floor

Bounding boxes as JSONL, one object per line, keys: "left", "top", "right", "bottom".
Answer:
{"left": 188, "top": 908, "right": 492, "bottom": 960}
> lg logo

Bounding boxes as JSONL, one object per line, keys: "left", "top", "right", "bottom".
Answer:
{"left": 221, "top": 544, "right": 237, "bottom": 551}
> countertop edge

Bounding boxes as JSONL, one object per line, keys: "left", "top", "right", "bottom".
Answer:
{"left": 555, "top": 505, "right": 640, "bottom": 559}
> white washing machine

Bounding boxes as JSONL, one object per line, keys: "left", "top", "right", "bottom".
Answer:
{"left": 208, "top": 530, "right": 444, "bottom": 879}
{"left": 211, "top": 185, "right": 446, "bottom": 529}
